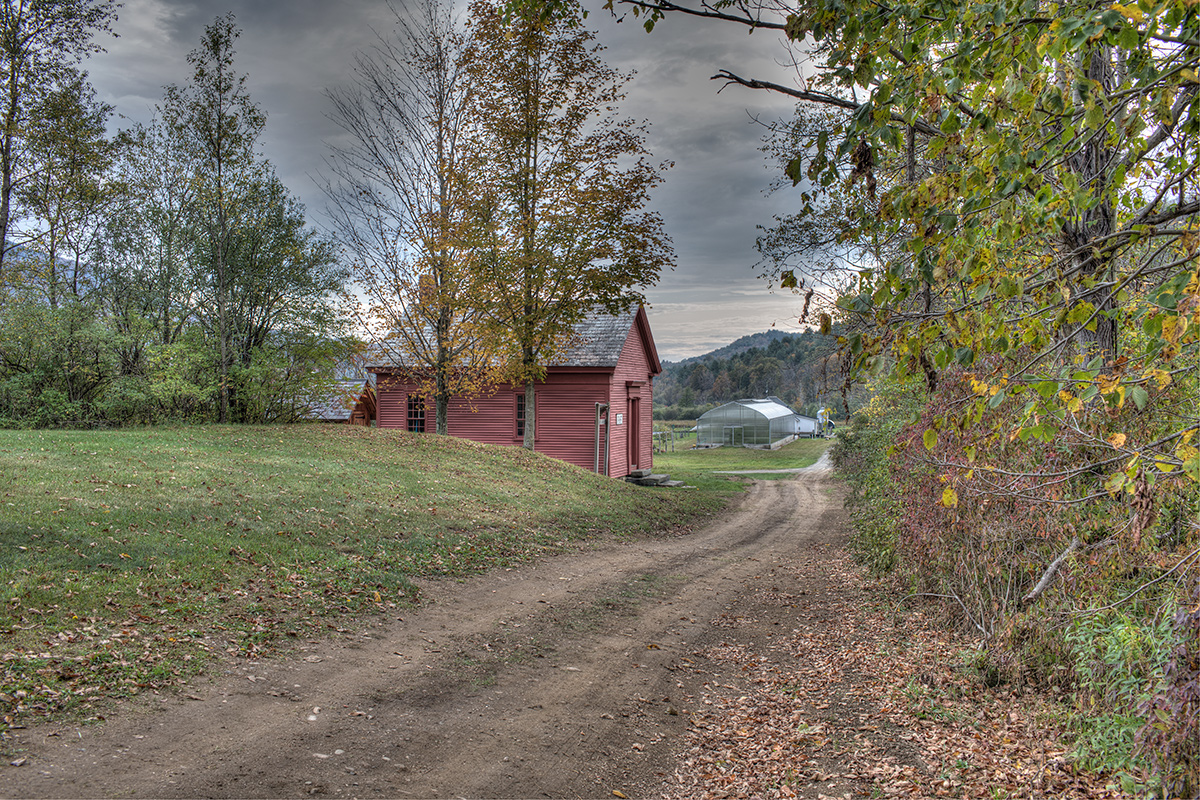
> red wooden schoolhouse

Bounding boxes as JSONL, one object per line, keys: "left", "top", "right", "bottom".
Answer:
{"left": 369, "top": 307, "right": 661, "bottom": 478}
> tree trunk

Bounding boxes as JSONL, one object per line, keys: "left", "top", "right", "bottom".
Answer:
{"left": 523, "top": 376, "right": 535, "bottom": 451}
{"left": 0, "top": 47, "right": 19, "bottom": 282}
{"left": 1064, "top": 46, "right": 1118, "bottom": 365}
{"left": 434, "top": 282, "right": 452, "bottom": 434}
{"left": 435, "top": 342, "right": 449, "bottom": 436}
{"left": 215, "top": 113, "right": 230, "bottom": 424}
{"left": 217, "top": 240, "right": 230, "bottom": 423}
{"left": 47, "top": 219, "right": 58, "bottom": 309}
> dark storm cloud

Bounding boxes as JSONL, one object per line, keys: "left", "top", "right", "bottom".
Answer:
{"left": 148, "top": 0, "right": 394, "bottom": 48}
{"left": 584, "top": 6, "right": 812, "bottom": 357}
{"left": 90, "top": 0, "right": 398, "bottom": 214}
{"left": 87, "top": 0, "right": 812, "bottom": 360}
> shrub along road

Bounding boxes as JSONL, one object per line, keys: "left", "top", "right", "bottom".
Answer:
{"left": 0, "top": 457, "right": 1113, "bottom": 798}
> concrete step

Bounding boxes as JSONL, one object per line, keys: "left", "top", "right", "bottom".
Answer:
{"left": 628, "top": 473, "right": 670, "bottom": 486}
{"left": 628, "top": 468, "right": 652, "bottom": 479}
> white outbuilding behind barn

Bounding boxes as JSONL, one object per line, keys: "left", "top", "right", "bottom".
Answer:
{"left": 791, "top": 413, "right": 821, "bottom": 438}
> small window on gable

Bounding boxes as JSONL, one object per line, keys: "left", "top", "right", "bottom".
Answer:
{"left": 515, "top": 393, "right": 525, "bottom": 438}
{"left": 406, "top": 394, "right": 425, "bottom": 433}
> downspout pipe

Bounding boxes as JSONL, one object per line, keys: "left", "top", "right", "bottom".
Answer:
{"left": 594, "top": 403, "right": 609, "bottom": 475}
{"left": 605, "top": 406, "right": 611, "bottom": 477}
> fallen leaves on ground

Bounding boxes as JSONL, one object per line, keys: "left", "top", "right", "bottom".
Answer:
{"left": 665, "top": 551, "right": 1123, "bottom": 799}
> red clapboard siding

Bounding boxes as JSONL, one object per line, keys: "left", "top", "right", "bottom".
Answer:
{"left": 377, "top": 376, "right": 613, "bottom": 471}
{"left": 531, "top": 377, "right": 610, "bottom": 469}
{"left": 449, "top": 390, "right": 519, "bottom": 444}
{"left": 376, "top": 376, "right": 415, "bottom": 430}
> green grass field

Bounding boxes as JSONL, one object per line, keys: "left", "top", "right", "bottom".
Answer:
{"left": 0, "top": 425, "right": 729, "bottom": 725}
{"left": 653, "top": 437, "right": 830, "bottom": 487}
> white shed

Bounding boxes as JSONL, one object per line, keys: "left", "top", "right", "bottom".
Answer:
{"left": 792, "top": 414, "right": 821, "bottom": 437}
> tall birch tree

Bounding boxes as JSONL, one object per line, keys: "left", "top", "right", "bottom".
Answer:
{"left": 324, "top": 0, "right": 487, "bottom": 435}
{"left": 161, "top": 14, "right": 265, "bottom": 424}
{"left": 20, "top": 70, "right": 118, "bottom": 307}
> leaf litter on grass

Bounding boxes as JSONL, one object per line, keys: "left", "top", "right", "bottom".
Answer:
{"left": 664, "top": 550, "right": 1124, "bottom": 800}
{"left": 0, "top": 425, "right": 726, "bottom": 735}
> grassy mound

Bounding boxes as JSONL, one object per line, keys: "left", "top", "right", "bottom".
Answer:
{"left": 0, "top": 425, "right": 727, "bottom": 726}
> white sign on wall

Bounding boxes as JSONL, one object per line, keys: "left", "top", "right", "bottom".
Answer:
{"left": 615, "top": 413, "right": 623, "bottom": 425}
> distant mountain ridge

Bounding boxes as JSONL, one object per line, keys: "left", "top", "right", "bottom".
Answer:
{"left": 656, "top": 328, "right": 845, "bottom": 417}
{"left": 667, "top": 330, "right": 802, "bottom": 365}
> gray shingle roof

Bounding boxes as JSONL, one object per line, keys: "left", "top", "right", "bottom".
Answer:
{"left": 366, "top": 307, "right": 652, "bottom": 372}
{"left": 549, "top": 308, "right": 638, "bottom": 367}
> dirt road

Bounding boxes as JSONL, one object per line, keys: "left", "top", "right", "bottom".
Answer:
{"left": 0, "top": 457, "right": 852, "bottom": 799}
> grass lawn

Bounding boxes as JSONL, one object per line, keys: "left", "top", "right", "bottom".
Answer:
{"left": 653, "top": 437, "right": 831, "bottom": 488}
{"left": 0, "top": 425, "right": 728, "bottom": 728}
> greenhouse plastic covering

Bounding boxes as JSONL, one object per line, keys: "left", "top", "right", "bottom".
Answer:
{"left": 696, "top": 398, "right": 798, "bottom": 447}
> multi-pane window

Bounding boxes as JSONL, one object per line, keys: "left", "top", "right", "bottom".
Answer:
{"left": 515, "top": 394, "right": 525, "bottom": 438}
{"left": 406, "top": 394, "right": 425, "bottom": 433}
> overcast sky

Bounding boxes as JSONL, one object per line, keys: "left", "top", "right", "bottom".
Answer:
{"left": 85, "top": 0, "right": 812, "bottom": 361}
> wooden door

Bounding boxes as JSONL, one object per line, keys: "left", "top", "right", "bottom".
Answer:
{"left": 627, "top": 397, "right": 640, "bottom": 471}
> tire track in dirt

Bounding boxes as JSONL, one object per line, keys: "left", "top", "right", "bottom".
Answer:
{"left": 0, "top": 461, "right": 847, "bottom": 799}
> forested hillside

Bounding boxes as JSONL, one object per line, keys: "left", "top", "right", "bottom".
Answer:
{"left": 655, "top": 328, "right": 857, "bottom": 418}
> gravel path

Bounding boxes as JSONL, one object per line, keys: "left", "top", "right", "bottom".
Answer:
{"left": 0, "top": 454, "right": 1110, "bottom": 799}
{"left": 713, "top": 451, "right": 835, "bottom": 474}
{"left": 0, "top": 458, "right": 844, "bottom": 799}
